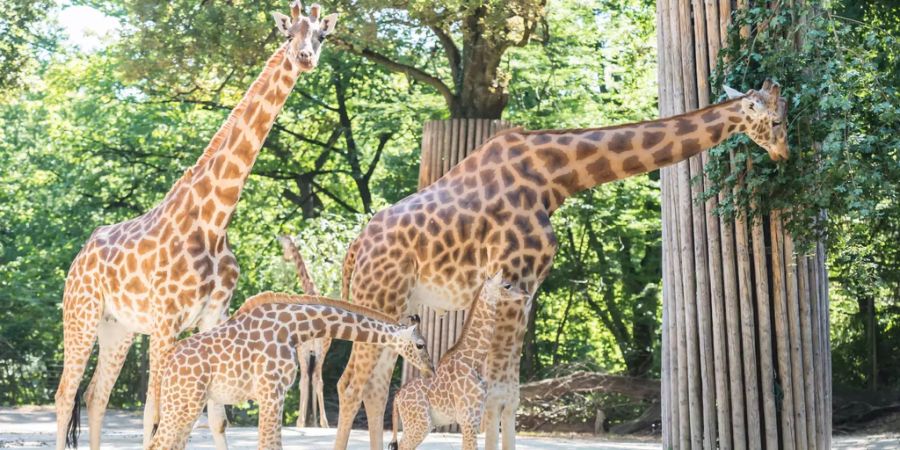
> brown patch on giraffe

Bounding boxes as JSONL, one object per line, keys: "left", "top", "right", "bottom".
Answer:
{"left": 675, "top": 118, "right": 698, "bottom": 135}
{"left": 513, "top": 157, "right": 546, "bottom": 185}
{"left": 681, "top": 138, "right": 701, "bottom": 156}
{"left": 481, "top": 143, "right": 503, "bottom": 165}
{"left": 701, "top": 109, "right": 721, "bottom": 122}
{"left": 608, "top": 131, "right": 635, "bottom": 153}
{"left": 254, "top": 111, "right": 273, "bottom": 139}
{"left": 575, "top": 141, "right": 597, "bottom": 160}
{"left": 557, "top": 136, "right": 573, "bottom": 145}
{"left": 586, "top": 157, "right": 615, "bottom": 184}
{"left": 552, "top": 170, "right": 583, "bottom": 194}
{"left": 531, "top": 134, "right": 551, "bottom": 145}
{"left": 223, "top": 162, "right": 242, "bottom": 179}
{"left": 534, "top": 148, "right": 569, "bottom": 172}
{"left": 728, "top": 115, "right": 742, "bottom": 123}
{"left": 283, "top": 59, "right": 293, "bottom": 71}
{"left": 642, "top": 131, "right": 665, "bottom": 149}
{"left": 653, "top": 142, "right": 676, "bottom": 165}
{"left": 215, "top": 186, "right": 240, "bottom": 206}
{"left": 622, "top": 156, "right": 647, "bottom": 174}
{"left": 233, "top": 137, "right": 255, "bottom": 166}
{"left": 707, "top": 123, "right": 725, "bottom": 143}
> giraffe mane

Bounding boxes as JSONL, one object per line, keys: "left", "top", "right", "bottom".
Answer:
{"left": 234, "top": 291, "right": 399, "bottom": 324}
{"left": 516, "top": 97, "right": 743, "bottom": 136}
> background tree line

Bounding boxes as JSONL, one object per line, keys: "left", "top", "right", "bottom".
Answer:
{"left": 0, "top": 0, "right": 897, "bottom": 431}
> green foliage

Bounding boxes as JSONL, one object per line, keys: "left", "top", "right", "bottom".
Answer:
{"left": 0, "top": 0, "right": 56, "bottom": 93}
{"left": 706, "top": 2, "right": 900, "bottom": 391}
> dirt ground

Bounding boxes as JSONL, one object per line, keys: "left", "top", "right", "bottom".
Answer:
{"left": 0, "top": 406, "right": 897, "bottom": 449}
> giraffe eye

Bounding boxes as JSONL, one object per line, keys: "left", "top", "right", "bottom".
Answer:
{"left": 773, "top": 120, "right": 782, "bottom": 126}
{"left": 415, "top": 342, "right": 425, "bottom": 350}
{"left": 318, "top": 34, "right": 327, "bottom": 43}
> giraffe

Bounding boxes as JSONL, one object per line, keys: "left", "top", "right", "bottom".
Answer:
{"left": 53, "top": 3, "right": 338, "bottom": 449}
{"left": 276, "top": 234, "right": 330, "bottom": 428}
{"left": 147, "top": 293, "right": 435, "bottom": 450}
{"left": 389, "top": 272, "right": 529, "bottom": 450}
{"left": 333, "top": 80, "right": 789, "bottom": 449}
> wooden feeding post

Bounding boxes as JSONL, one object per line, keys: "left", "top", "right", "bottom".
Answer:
{"left": 402, "top": 118, "right": 513, "bottom": 430}
{"left": 656, "top": 0, "right": 831, "bottom": 449}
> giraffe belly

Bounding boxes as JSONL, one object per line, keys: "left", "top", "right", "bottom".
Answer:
{"left": 409, "top": 279, "right": 475, "bottom": 314}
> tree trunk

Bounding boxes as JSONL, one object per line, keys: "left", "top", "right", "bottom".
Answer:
{"left": 656, "top": 1, "right": 831, "bottom": 449}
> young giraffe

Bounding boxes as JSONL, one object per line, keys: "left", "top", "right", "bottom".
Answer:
{"left": 276, "top": 234, "right": 330, "bottom": 428}
{"left": 147, "top": 293, "right": 435, "bottom": 450}
{"left": 54, "top": 4, "right": 338, "bottom": 449}
{"left": 389, "top": 273, "right": 529, "bottom": 450}
{"left": 333, "top": 80, "right": 789, "bottom": 449}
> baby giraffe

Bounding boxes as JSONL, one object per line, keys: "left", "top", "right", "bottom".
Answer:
{"left": 389, "top": 273, "right": 528, "bottom": 450}
{"left": 148, "top": 293, "right": 435, "bottom": 450}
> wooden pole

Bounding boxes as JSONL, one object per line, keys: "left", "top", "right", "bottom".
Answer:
{"left": 656, "top": 1, "right": 831, "bottom": 448}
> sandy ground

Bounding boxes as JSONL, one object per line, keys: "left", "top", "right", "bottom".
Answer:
{"left": 0, "top": 406, "right": 897, "bottom": 449}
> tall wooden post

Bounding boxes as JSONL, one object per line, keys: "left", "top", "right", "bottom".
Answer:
{"left": 657, "top": 1, "right": 831, "bottom": 449}
{"left": 403, "top": 119, "right": 513, "bottom": 430}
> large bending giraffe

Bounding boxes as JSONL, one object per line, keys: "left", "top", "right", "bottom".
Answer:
{"left": 334, "top": 80, "right": 788, "bottom": 449}
{"left": 54, "top": 4, "right": 338, "bottom": 449}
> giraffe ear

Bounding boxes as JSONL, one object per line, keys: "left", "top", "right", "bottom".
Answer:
{"left": 724, "top": 85, "right": 744, "bottom": 100}
{"left": 272, "top": 12, "right": 293, "bottom": 37}
{"left": 321, "top": 13, "right": 338, "bottom": 35}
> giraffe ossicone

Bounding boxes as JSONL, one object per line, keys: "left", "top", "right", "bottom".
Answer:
{"left": 53, "top": 3, "right": 338, "bottom": 449}
{"left": 333, "top": 79, "right": 789, "bottom": 450}
{"left": 147, "top": 293, "right": 434, "bottom": 450}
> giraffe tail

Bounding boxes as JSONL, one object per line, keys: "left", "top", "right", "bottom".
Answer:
{"left": 65, "top": 386, "right": 83, "bottom": 449}
{"left": 340, "top": 237, "right": 361, "bottom": 301}
{"left": 388, "top": 395, "right": 400, "bottom": 450}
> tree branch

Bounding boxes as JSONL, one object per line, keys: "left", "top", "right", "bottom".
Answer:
{"left": 330, "top": 36, "right": 456, "bottom": 107}
{"left": 429, "top": 25, "right": 462, "bottom": 89}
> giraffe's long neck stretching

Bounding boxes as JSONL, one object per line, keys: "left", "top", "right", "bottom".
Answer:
{"left": 470, "top": 98, "right": 745, "bottom": 213}
{"left": 281, "top": 304, "right": 404, "bottom": 345}
{"left": 160, "top": 42, "right": 301, "bottom": 230}
{"left": 444, "top": 290, "right": 498, "bottom": 372}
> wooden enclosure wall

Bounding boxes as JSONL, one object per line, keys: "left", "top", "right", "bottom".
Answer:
{"left": 656, "top": 1, "right": 831, "bottom": 449}
{"left": 402, "top": 119, "right": 513, "bottom": 427}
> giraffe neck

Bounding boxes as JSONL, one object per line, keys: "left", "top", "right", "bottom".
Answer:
{"left": 467, "top": 98, "right": 745, "bottom": 213}
{"left": 283, "top": 304, "right": 403, "bottom": 345}
{"left": 280, "top": 237, "right": 319, "bottom": 296}
{"left": 159, "top": 42, "right": 301, "bottom": 230}
{"left": 445, "top": 291, "right": 498, "bottom": 372}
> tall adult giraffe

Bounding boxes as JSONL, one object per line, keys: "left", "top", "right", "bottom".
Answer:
{"left": 53, "top": 3, "right": 338, "bottom": 449}
{"left": 334, "top": 81, "right": 788, "bottom": 449}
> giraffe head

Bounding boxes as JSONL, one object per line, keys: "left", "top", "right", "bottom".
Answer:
{"left": 272, "top": 1, "right": 338, "bottom": 72}
{"left": 391, "top": 315, "right": 435, "bottom": 377}
{"left": 725, "top": 79, "right": 789, "bottom": 161}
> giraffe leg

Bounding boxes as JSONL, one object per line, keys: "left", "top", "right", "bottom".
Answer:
{"left": 460, "top": 414, "right": 481, "bottom": 450}
{"left": 314, "top": 356, "right": 328, "bottom": 428}
{"left": 394, "top": 392, "right": 431, "bottom": 450}
{"left": 257, "top": 390, "right": 285, "bottom": 450}
{"left": 85, "top": 318, "right": 133, "bottom": 450}
{"left": 334, "top": 344, "right": 370, "bottom": 450}
{"left": 198, "top": 306, "right": 229, "bottom": 450}
{"left": 55, "top": 288, "right": 101, "bottom": 450}
{"left": 482, "top": 399, "right": 501, "bottom": 450}
{"left": 361, "top": 348, "right": 399, "bottom": 450}
{"left": 296, "top": 351, "right": 310, "bottom": 428}
{"left": 149, "top": 373, "right": 206, "bottom": 450}
{"left": 500, "top": 397, "right": 519, "bottom": 450}
{"left": 143, "top": 331, "right": 176, "bottom": 449}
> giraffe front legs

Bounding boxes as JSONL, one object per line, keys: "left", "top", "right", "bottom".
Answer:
{"left": 143, "top": 331, "right": 176, "bottom": 449}
{"left": 55, "top": 290, "right": 101, "bottom": 450}
{"left": 313, "top": 360, "right": 328, "bottom": 428}
{"left": 361, "top": 349, "right": 399, "bottom": 450}
{"left": 296, "top": 351, "right": 310, "bottom": 428}
{"left": 257, "top": 390, "right": 285, "bottom": 450}
{"left": 85, "top": 318, "right": 134, "bottom": 450}
{"left": 500, "top": 397, "right": 519, "bottom": 450}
